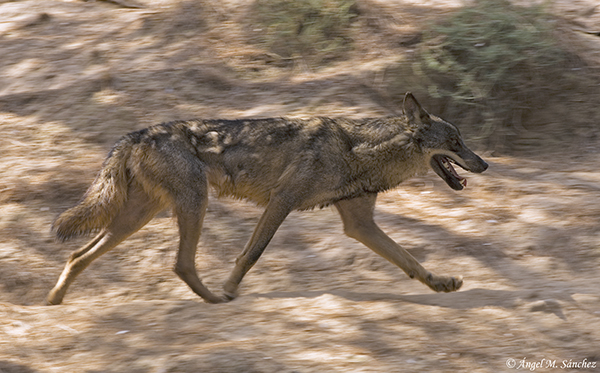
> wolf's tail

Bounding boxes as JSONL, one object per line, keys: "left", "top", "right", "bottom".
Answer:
{"left": 53, "top": 138, "right": 133, "bottom": 241}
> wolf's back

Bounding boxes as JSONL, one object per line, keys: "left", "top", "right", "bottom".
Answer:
{"left": 53, "top": 138, "right": 133, "bottom": 240}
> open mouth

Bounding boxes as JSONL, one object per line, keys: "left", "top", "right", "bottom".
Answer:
{"left": 430, "top": 155, "right": 468, "bottom": 190}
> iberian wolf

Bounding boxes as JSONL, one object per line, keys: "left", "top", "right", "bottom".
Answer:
{"left": 47, "top": 93, "right": 488, "bottom": 305}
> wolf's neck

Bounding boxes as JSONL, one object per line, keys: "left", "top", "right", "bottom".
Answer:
{"left": 346, "top": 132, "right": 426, "bottom": 192}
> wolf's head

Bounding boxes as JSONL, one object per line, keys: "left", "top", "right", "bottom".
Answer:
{"left": 403, "top": 93, "right": 488, "bottom": 190}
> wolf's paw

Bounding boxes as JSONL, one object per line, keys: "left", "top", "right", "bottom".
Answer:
{"left": 202, "top": 293, "right": 231, "bottom": 304}
{"left": 46, "top": 289, "right": 65, "bottom": 306}
{"left": 222, "top": 281, "right": 239, "bottom": 302}
{"left": 204, "top": 294, "right": 234, "bottom": 304}
{"left": 222, "top": 292, "right": 237, "bottom": 302}
{"left": 426, "top": 273, "right": 463, "bottom": 293}
{"left": 46, "top": 297, "right": 62, "bottom": 306}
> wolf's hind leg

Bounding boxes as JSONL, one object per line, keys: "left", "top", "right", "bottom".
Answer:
{"left": 164, "top": 165, "right": 223, "bottom": 303}
{"left": 173, "top": 202, "right": 226, "bottom": 304}
{"left": 335, "top": 194, "right": 463, "bottom": 293}
{"left": 47, "top": 184, "right": 163, "bottom": 305}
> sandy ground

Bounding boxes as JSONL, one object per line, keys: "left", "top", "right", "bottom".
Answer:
{"left": 1, "top": 0, "right": 600, "bottom": 372}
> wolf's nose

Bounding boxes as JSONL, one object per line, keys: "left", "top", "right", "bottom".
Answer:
{"left": 480, "top": 160, "right": 489, "bottom": 172}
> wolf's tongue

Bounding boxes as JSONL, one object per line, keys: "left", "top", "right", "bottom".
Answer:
{"left": 444, "top": 158, "right": 467, "bottom": 188}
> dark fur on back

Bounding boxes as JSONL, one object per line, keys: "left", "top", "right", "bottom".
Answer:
{"left": 152, "top": 116, "right": 426, "bottom": 209}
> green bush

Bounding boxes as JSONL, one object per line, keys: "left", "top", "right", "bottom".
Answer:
{"left": 251, "top": 0, "right": 358, "bottom": 65}
{"left": 413, "top": 0, "right": 577, "bottom": 143}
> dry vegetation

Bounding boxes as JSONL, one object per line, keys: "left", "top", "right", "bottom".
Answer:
{"left": 1, "top": 0, "right": 600, "bottom": 372}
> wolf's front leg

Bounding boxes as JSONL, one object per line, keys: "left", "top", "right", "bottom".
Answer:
{"left": 223, "top": 194, "right": 294, "bottom": 300}
{"left": 334, "top": 194, "right": 463, "bottom": 293}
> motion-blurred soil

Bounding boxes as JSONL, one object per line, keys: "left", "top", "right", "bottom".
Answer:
{"left": 1, "top": 0, "right": 599, "bottom": 372}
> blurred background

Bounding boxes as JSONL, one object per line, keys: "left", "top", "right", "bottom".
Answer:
{"left": 1, "top": 0, "right": 599, "bottom": 372}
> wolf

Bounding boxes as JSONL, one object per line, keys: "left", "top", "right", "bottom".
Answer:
{"left": 47, "top": 93, "right": 488, "bottom": 305}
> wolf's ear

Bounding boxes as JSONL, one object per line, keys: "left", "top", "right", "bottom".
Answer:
{"left": 403, "top": 92, "right": 430, "bottom": 129}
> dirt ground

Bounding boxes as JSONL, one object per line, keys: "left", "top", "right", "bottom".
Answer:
{"left": 1, "top": 0, "right": 600, "bottom": 372}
